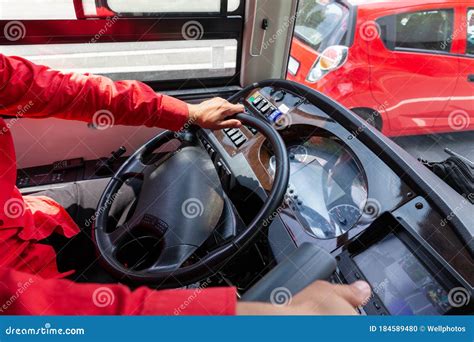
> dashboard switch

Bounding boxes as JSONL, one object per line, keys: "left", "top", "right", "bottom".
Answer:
{"left": 269, "top": 110, "right": 283, "bottom": 122}
{"left": 260, "top": 104, "right": 272, "bottom": 114}
{"left": 252, "top": 96, "right": 264, "bottom": 106}
{"left": 209, "top": 148, "right": 216, "bottom": 160}
{"left": 233, "top": 135, "right": 247, "bottom": 147}
{"left": 246, "top": 125, "right": 258, "bottom": 135}
{"left": 227, "top": 129, "right": 240, "bottom": 138}
{"left": 257, "top": 99, "right": 268, "bottom": 110}
{"left": 223, "top": 128, "right": 248, "bottom": 148}
{"left": 230, "top": 132, "right": 243, "bottom": 142}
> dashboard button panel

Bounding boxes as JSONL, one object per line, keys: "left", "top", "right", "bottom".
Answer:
{"left": 248, "top": 91, "right": 291, "bottom": 125}
{"left": 223, "top": 128, "right": 248, "bottom": 148}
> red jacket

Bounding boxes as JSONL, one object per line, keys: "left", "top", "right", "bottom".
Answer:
{"left": 0, "top": 54, "right": 236, "bottom": 315}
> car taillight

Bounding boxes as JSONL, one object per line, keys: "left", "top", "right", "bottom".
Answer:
{"left": 306, "top": 45, "right": 348, "bottom": 83}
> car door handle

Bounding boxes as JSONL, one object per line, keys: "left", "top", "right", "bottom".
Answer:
{"left": 468, "top": 74, "right": 474, "bottom": 82}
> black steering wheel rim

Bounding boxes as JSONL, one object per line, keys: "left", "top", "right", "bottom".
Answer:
{"left": 93, "top": 102, "right": 289, "bottom": 288}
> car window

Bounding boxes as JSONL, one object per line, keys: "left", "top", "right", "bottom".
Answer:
{"left": 295, "top": 0, "right": 350, "bottom": 53}
{"left": 0, "top": 0, "right": 75, "bottom": 19}
{"left": 378, "top": 9, "right": 454, "bottom": 52}
{"left": 0, "top": 0, "right": 242, "bottom": 87}
{"left": 467, "top": 8, "right": 474, "bottom": 55}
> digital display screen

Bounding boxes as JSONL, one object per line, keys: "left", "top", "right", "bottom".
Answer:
{"left": 353, "top": 234, "right": 451, "bottom": 315}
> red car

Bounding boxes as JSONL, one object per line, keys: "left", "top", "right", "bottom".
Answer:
{"left": 289, "top": 0, "right": 474, "bottom": 136}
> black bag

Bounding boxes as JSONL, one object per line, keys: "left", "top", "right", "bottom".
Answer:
{"left": 420, "top": 155, "right": 474, "bottom": 204}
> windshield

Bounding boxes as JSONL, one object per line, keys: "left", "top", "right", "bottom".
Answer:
{"left": 295, "top": 1, "right": 350, "bottom": 52}
{"left": 289, "top": 2, "right": 474, "bottom": 201}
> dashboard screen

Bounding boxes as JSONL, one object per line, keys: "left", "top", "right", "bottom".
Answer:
{"left": 354, "top": 234, "right": 452, "bottom": 315}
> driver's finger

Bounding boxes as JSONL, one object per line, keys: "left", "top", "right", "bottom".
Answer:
{"left": 331, "top": 281, "right": 372, "bottom": 308}
{"left": 218, "top": 119, "right": 242, "bottom": 129}
{"left": 221, "top": 103, "right": 245, "bottom": 117}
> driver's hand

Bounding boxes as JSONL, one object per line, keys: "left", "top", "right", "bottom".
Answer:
{"left": 236, "top": 280, "right": 372, "bottom": 316}
{"left": 187, "top": 97, "right": 244, "bottom": 130}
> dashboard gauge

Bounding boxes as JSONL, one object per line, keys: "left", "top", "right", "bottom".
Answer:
{"left": 269, "top": 136, "right": 368, "bottom": 240}
{"left": 329, "top": 204, "right": 362, "bottom": 236}
{"left": 306, "top": 213, "right": 335, "bottom": 238}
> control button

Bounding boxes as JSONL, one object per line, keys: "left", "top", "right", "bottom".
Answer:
{"left": 51, "top": 172, "right": 64, "bottom": 182}
{"left": 269, "top": 110, "right": 283, "bottom": 122}
{"left": 354, "top": 272, "right": 361, "bottom": 279}
{"left": 256, "top": 99, "right": 268, "bottom": 110}
{"left": 246, "top": 126, "right": 258, "bottom": 135}
{"left": 17, "top": 177, "right": 29, "bottom": 187}
{"left": 223, "top": 128, "right": 231, "bottom": 133}
{"left": 231, "top": 133, "right": 243, "bottom": 142}
{"left": 252, "top": 96, "right": 263, "bottom": 106}
{"left": 233, "top": 136, "right": 247, "bottom": 148}
{"left": 220, "top": 164, "right": 232, "bottom": 189}
{"left": 208, "top": 148, "right": 216, "bottom": 160}
{"left": 373, "top": 302, "right": 381, "bottom": 310}
{"left": 227, "top": 129, "right": 240, "bottom": 138}
{"left": 260, "top": 104, "right": 272, "bottom": 114}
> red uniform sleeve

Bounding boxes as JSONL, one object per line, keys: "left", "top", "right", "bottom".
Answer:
{"left": 0, "top": 267, "right": 236, "bottom": 315}
{"left": 0, "top": 54, "right": 189, "bottom": 131}
{"left": 0, "top": 54, "right": 238, "bottom": 315}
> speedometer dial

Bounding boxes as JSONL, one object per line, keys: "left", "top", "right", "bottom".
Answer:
{"left": 329, "top": 204, "right": 362, "bottom": 236}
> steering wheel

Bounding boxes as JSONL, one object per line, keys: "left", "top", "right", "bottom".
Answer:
{"left": 93, "top": 105, "right": 290, "bottom": 287}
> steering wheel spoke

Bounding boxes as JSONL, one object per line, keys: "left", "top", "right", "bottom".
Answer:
{"left": 117, "top": 157, "right": 148, "bottom": 181}
{"left": 108, "top": 223, "right": 133, "bottom": 246}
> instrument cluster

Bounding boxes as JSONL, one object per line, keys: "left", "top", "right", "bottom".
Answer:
{"left": 269, "top": 137, "right": 367, "bottom": 240}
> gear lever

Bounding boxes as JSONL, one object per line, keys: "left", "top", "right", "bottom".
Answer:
{"left": 241, "top": 243, "right": 337, "bottom": 302}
